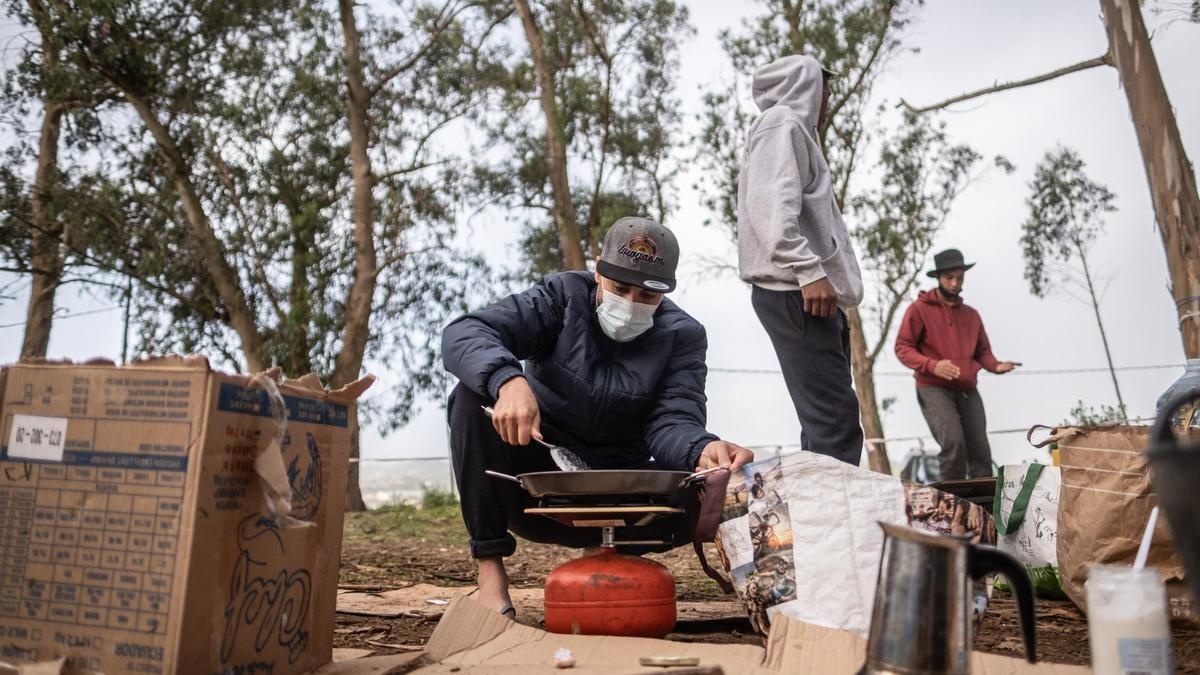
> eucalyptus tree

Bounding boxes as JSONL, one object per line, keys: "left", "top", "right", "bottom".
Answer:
{"left": 1022, "top": 147, "right": 1126, "bottom": 419}
{"left": 0, "top": 0, "right": 119, "bottom": 358}
{"left": 477, "top": 0, "right": 690, "bottom": 276}
{"left": 37, "top": 0, "right": 502, "bottom": 509}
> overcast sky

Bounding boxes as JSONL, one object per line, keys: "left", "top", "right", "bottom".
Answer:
{"left": 2, "top": 0, "right": 1197, "bottom": 479}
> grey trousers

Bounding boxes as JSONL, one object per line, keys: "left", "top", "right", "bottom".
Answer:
{"left": 916, "top": 386, "right": 993, "bottom": 480}
{"left": 750, "top": 286, "right": 863, "bottom": 466}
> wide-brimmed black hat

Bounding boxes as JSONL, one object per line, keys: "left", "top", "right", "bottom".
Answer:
{"left": 926, "top": 248, "right": 975, "bottom": 278}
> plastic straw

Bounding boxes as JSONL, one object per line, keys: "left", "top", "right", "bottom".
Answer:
{"left": 1133, "top": 506, "right": 1160, "bottom": 570}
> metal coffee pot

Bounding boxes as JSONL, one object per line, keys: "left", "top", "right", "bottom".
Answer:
{"left": 861, "top": 522, "right": 1037, "bottom": 675}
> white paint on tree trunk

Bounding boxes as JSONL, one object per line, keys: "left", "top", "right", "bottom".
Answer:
{"left": 1162, "top": 138, "right": 1180, "bottom": 193}
{"left": 1115, "top": 0, "right": 1139, "bottom": 72}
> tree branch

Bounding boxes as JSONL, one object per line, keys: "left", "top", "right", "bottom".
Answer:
{"left": 372, "top": 159, "right": 451, "bottom": 186}
{"left": 827, "top": 2, "right": 895, "bottom": 122}
{"left": 368, "top": 0, "right": 478, "bottom": 98}
{"left": 899, "top": 53, "right": 1112, "bottom": 113}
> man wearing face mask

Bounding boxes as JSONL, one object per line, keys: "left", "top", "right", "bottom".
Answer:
{"left": 441, "top": 216, "right": 754, "bottom": 616}
{"left": 894, "top": 249, "right": 1022, "bottom": 480}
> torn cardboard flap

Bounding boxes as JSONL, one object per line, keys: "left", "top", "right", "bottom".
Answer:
{"left": 324, "top": 374, "right": 376, "bottom": 402}
{"left": 247, "top": 371, "right": 303, "bottom": 526}
{"left": 413, "top": 596, "right": 1087, "bottom": 674}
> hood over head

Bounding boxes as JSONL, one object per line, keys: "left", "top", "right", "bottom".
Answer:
{"left": 752, "top": 54, "right": 826, "bottom": 130}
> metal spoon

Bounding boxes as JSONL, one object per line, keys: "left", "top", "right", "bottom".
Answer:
{"left": 481, "top": 406, "right": 591, "bottom": 471}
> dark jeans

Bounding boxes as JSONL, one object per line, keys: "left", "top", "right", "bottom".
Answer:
{"left": 447, "top": 383, "right": 692, "bottom": 558}
{"left": 916, "top": 386, "right": 993, "bottom": 480}
{"left": 750, "top": 286, "right": 864, "bottom": 465}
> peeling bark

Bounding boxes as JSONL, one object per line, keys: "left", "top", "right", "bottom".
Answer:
{"left": 1100, "top": 0, "right": 1200, "bottom": 357}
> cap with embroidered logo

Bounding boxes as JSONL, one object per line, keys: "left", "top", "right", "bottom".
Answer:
{"left": 597, "top": 217, "right": 679, "bottom": 293}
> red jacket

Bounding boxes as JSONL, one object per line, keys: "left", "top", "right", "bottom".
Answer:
{"left": 894, "top": 289, "right": 1000, "bottom": 391}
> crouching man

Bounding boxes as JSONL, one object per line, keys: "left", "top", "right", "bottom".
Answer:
{"left": 441, "top": 217, "right": 754, "bottom": 617}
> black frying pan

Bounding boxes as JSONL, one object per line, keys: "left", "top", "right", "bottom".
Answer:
{"left": 484, "top": 466, "right": 727, "bottom": 498}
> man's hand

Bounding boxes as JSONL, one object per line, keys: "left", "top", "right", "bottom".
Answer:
{"left": 995, "top": 361, "right": 1022, "bottom": 374}
{"left": 493, "top": 377, "right": 542, "bottom": 446}
{"left": 933, "top": 359, "right": 961, "bottom": 381}
{"left": 696, "top": 441, "right": 754, "bottom": 473}
{"left": 801, "top": 277, "right": 838, "bottom": 318}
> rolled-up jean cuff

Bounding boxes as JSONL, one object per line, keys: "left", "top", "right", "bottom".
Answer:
{"left": 470, "top": 535, "right": 517, "bottom": 559}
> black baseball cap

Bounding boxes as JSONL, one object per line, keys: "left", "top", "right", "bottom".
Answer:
{"left": 596, "top": 217, "right": 679, "bottom": 293}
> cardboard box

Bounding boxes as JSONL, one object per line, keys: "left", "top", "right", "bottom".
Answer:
{"left": 390, "top": 594, "right": 1087, "bottom": 674}
{"left": 0, "top": 357, "right": 371, "bottom": 674}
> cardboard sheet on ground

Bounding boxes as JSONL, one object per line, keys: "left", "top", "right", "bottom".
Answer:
{"left": 336, "top": 584, "right": 745, "bottom": 625}
{"left": 388, "top": 595, "right": 1085, "bottom": 675}
{"left": 310, "top": 653, "right": 425, "bottom": 675}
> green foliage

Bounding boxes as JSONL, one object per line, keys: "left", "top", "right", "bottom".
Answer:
{"left": 420, "top": 484, "right": 460, "bottom": 510}
{"left": 476, "top": 0, "right": 692, "bottom": 277}
{"left": 848, "top": 111, "right": 982, "bottom": 360}
{"left": 371, "top": 498, "right": 465, "bottom": 543}
{"left": 1021, "top": 147, "right": 1115, "bottom": 298}
{"left": 1065, "top": 399, "right": 1125, "bottom": 427}
{"left": 694, "top": 0, "right": 919, "bottom": 236}
{"left": 1024, "top": 147, "right": 1127, "bottom": 419}
{"left": 0, "top": 0, "right": 126, "bottom": 313}
{"left": 1, "top": 0, "right": 502, "bottom": 428}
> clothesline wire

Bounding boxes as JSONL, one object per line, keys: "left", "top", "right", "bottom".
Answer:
{"left": 709, "top": 363, "right": 1182, "bottom": 377}
{"left": 353, "top": 418, "right": 1159, "bottom": 463}
{"left": 0, "top": 305, "right": 121, "bottom": 329}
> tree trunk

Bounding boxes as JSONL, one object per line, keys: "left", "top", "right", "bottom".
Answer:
{"left": 118, "top": 91, "right": 268, "bottom": 372}
{"left": 1099, "top": 0, "right": 1200, "bottom": 358}
{"left": 336, "top": 0, "right": 379, "bottom": 512}
{"left": 345, "top": 425, "right": 367, "bottom": 512}
{"left": 847, "top": 309, "right": 892, "bottom": 474}
{"left": 512, "top": 0, "right": 587, "bottom": 271}
{"left": 22, "top": 87, "right": 64, "bottom": 361}
{"left": 1077, "top": 246, "right": 1128, "bottom": 418}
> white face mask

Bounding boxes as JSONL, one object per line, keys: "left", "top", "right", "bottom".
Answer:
{"left": 596, "top": 289, "right": 657, "bottom": 342}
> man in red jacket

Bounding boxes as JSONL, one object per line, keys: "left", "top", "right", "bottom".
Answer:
{"left": 894, "top": 249, "right": 1021, "bottom": 479}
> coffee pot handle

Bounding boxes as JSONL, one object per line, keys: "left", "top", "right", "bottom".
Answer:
{"left": 1153, "top": 390, "right": 1200, "bottom": 444}
{"left": 968, "top": 546, "right": 1038, "bottom": 664}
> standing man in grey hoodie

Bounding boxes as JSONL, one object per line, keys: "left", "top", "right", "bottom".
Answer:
{"left": 737, "top": 54, "right": 865, "bottom": 466}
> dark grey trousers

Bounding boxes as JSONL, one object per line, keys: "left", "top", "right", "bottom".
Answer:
{"left": 750, "top": 285, "right": 863, "bottom": 466}
{"left": 916, "top": 386, "right": 993, "bottom": 480}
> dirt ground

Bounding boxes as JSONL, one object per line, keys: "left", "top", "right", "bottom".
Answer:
{"left": 335, "top": 506, "right": 1200, "bottom": 672}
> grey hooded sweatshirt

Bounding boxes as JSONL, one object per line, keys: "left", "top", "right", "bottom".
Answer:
{"left": 737, "top": 55, "right": 864, "bottom": 308}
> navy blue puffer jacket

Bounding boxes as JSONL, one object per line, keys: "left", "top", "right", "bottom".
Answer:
{"left": 441, "top": 271, "right": 719, "bottom": 471}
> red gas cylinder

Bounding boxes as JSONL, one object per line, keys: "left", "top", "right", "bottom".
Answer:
{"left": 543, "top": 548, "right": 677, "bottom": 637}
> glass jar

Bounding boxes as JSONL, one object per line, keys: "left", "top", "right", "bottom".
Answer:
{"left": 1086, "top": 565, "right": 1173, "bottom": 675}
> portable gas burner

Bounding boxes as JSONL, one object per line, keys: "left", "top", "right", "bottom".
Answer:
{"left": 531, "top": 498, "right": 684, "bottom": 638}
{"left": 484, "top": 465, "right": 729, "bottom": 638}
